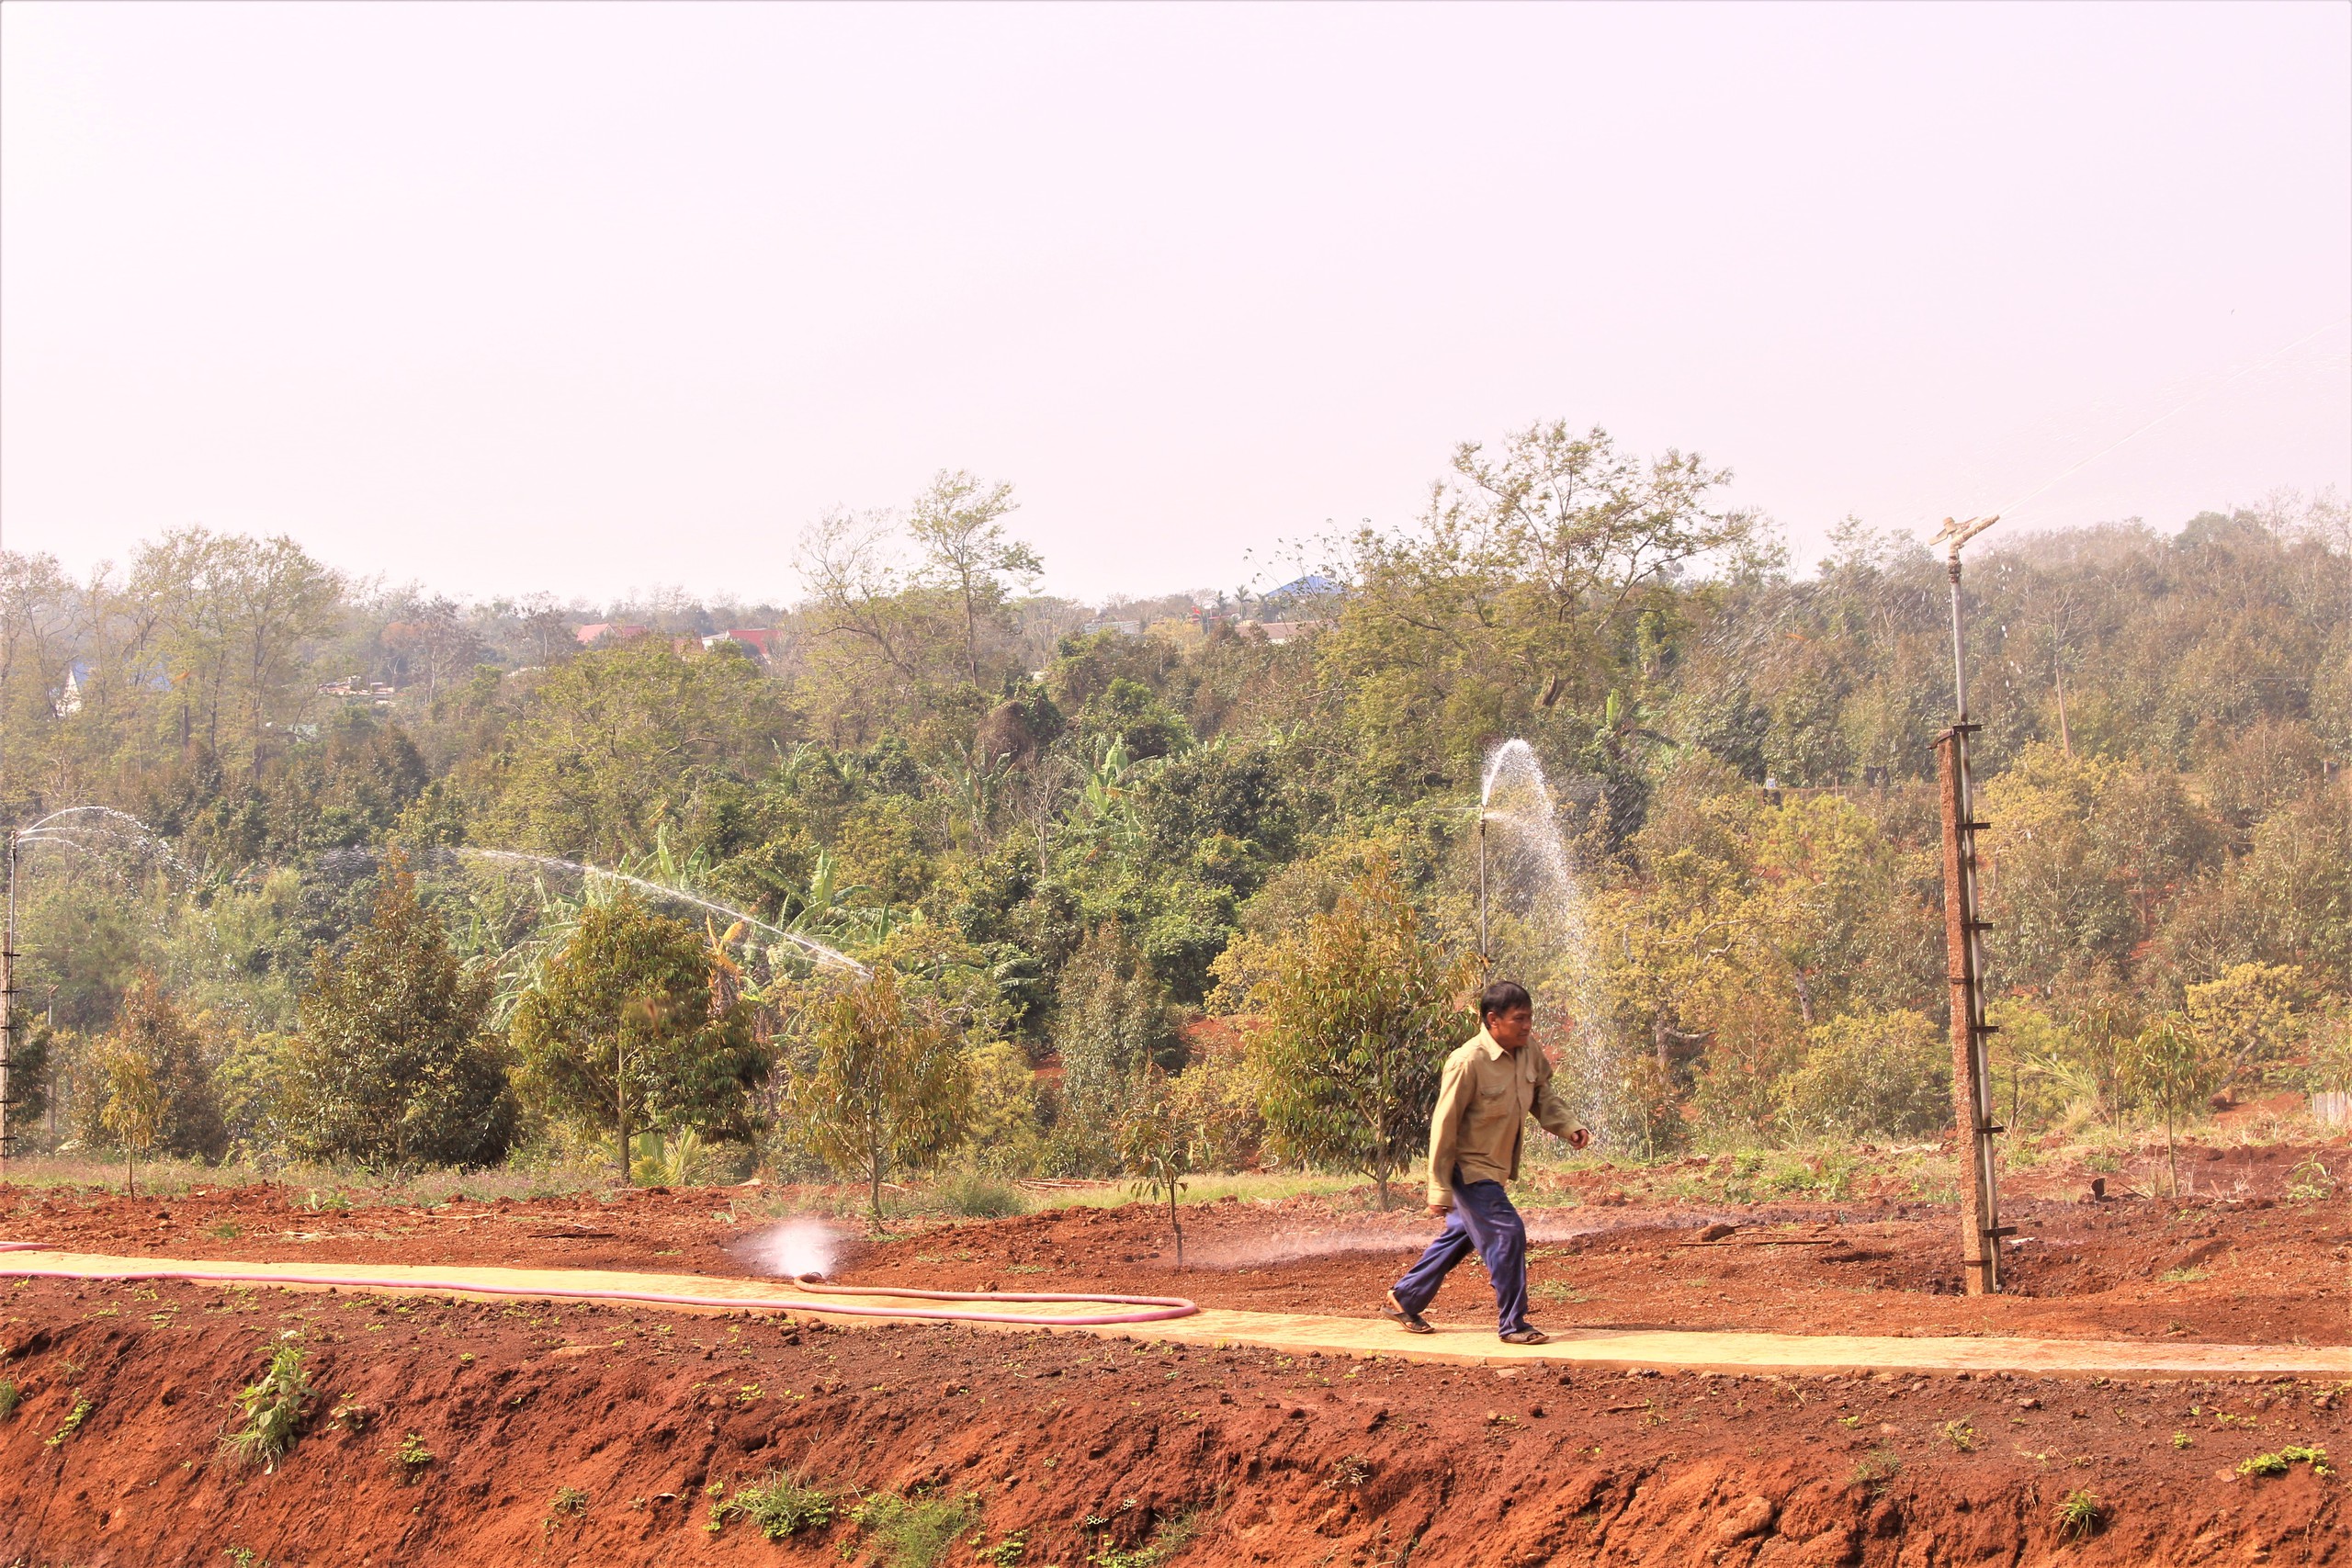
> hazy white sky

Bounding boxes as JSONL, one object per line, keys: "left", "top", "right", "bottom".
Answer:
{"left": 4, "top": 2, "right": 2346, "bottom": 606}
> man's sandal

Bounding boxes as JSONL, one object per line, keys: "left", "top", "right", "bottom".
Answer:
{"left": 1498, "top": 1326, "right": 1551, "bottom": 1346}
{"left": 1381, "top": 1291, "right": 1436, "bottom": 1335}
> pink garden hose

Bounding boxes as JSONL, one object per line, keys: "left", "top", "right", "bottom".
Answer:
{"left": 0, "top": 1243, "right": 1198, "bottom": 1326}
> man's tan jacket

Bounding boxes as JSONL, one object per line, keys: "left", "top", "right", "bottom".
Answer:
{"left": 1425, "top": 1028, "right": 1579, "bottom": 1209}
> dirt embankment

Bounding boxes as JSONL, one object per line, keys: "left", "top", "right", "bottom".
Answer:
{"left": 3, "top": 1276, "right": 2345, "bottom": 1567}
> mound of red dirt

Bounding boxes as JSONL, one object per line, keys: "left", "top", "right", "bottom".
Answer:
{"left": 3, "top": 1275, "right": 2343, "bottom": 1566}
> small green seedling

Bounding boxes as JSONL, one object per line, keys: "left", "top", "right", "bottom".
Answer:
{"left": 2172, "top": 1431, "right": 2193, "bottom": 1450}
{"left": 45, "top": 1394, "right": 94, "bottom": 1449}
{"left": 2054, "top": 1490, "right": 2101, "bottom": 1541}
{"left": 1939, "top": 1420, "right": 1976, "bottom": 1452}
{"left": 393, "top": 1431, "right": 433, "bottom": 1478}
{"left": 0, "top": 1378, "right": 19, "bottom": 1421}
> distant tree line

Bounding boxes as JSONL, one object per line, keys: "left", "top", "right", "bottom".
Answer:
{"left": 3, "top": 443, "right": 2344, "bottom": 1195}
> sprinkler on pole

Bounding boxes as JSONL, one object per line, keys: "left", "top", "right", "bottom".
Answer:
{"left": 1929, "top": 514, "right": 2007, "bottom": 1295}
{"left": 1477, "top": 806, "right": 1489, "bottom": 976}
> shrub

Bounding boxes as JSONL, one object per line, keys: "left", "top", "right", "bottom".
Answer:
{"left": 932, "top": 1170, "right": 1032, "bottom": 1220}
{"left": 712, "top": 1471, "right": 833, "bottom": 1540}
{"left": 847, "top": 1491, "right": 978, "bottom": 1568}
{"left": 222, "top": 1342, "right": 311, "bottom": 1472}
{"left": 1780, "top": 1010, "right": 1947, "bottom": 1142}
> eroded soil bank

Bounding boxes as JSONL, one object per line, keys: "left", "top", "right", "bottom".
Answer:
{"left": 2, "top": 1273, "right": 2345, "bottom": 1568}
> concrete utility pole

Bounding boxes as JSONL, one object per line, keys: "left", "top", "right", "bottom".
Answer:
{"left": 1931, "top": 516, "right": 2007, "bottom": 1294}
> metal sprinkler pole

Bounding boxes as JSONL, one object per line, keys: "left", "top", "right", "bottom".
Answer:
{"left": 1477, "top": 807, "right": 1489, "bottom": 975}
{"left": 1931, "top": 515, "right": 2007, "bottom": 1294}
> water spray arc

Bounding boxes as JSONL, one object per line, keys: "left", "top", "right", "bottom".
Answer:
{"left": 1931, "top": 514, "right": 2007, "bottom": 1296}
{"left": 1476, "top": 739, "right": 1613, "bottom": 1144}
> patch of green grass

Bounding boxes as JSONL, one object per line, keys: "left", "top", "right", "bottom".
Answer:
{"left": 2053, "top": 1489, "right": 2102, "bottom": 1541}
{"left": 207, "top": 1219, "right": 243, "bottom": 1241}
{"left": 931, "top": 1171, "right": 1034, "bottom": 1219}
{"left": 2237, "top": 1446, "right": 2331, "bottom": 1479}
{"left": 1531, "top": 1280, "right": 1591, "bottom": 1305}
{"left": 1849, "top": 1447, "right": 1900, "bottom": 1490}
{"left": 222, "top": 1343, "right": 311, "bottom": 1472}
{"left": 2159, "top": 1267, "right": 2206, "bottom": 1283}
{"left": 709, "top": 1470, "right": 833, "bottom": 1540}
{"left": 0, "top": 1378, "right": 19, "bottom": 1421}
{"left": 45, "top": 1393, "right": 94, "bottom": 1448}
{"left": 1939, "top": 1420, "right": 1976, "bottom": 1452}
{"left": 847, "top": 1490, "right": 979, "bottom": 1568}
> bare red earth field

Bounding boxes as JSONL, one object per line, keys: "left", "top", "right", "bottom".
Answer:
{"left": 2, "top": 1147, "right": 2346, "bottom": 1567}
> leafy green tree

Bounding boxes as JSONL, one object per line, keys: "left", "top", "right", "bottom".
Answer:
{"left": 95, "top": 1036, "right": 163, "bottom": 1196}
{"left": 1778, "top": 1010, "right": 1948, "bottom": 1142}
{"left": 1045, "top": 925, "right": 1180, "bottom": 1173}
{"left": 790, "top": 963, "right": 972, "bottom": 1224}
{"left": 276, "top": 859, "right": 514, "bottom": 1173}
{"left": 473, "top": 638, "right": 791, "bottom": 863}
{"left": 1230, "top": 855, "right": 1476, "bottom": 1208}
{"left": 511, "top": 895, "right": 763, "bottom": 1186}
{"left": 79, "top": 974, "right": 225, "bottom": 1165}
{"left": 2124, "top": 1019, "right": 2225, "bottom": 1198}
{"left": 906, "top": 470, "right": 1040, "bottom": 690}
{"left": 1119, "top": 1063, "right": 1190, "bottom": 1268}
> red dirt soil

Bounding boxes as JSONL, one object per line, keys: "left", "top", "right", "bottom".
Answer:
{"left": 2, "top": 1154, "right": 2346, "bottom": 1566}
{"left": 3, "top": 1276, "right": 2345, "bottom": 1567}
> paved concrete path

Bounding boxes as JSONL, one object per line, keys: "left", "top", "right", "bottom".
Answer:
{"left": 6, "top": 1247, "right": 2345, "bottom": 1381}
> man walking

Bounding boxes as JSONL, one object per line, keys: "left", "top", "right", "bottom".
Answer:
{"left": 1382, "top": 980, "right": 1586, "bottom": 1345}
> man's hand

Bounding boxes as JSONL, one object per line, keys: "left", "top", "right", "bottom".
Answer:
{"left": 1426, "top": 1202, "right": 1449, "bottom": 1218}
{"left": 1566, "top": 1127, "right": 1590, "bottom": 1151}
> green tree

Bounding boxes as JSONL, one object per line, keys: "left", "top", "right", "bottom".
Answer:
{"left": 96, "top": 1038, "right": 163, "bottom": 1195}
{"left": 1046, "top": 925, "right": 1180, "bottom": 1173}
{"left": 1228, "top": 855, "right": 1476, "bottom": 1208}
{"left": 276, "top": 858, "right": 515, "bottom": 1173}
{"left": 1119, "top": 1063, "right": 1190, "bottom": 1268}
{"left": 790, "top": 963, "right": 973, "bottom": 1224}
{"left": 81, "top": 974, "right": 225, "bottom": 1165}
{"left": 511, "top": 895, "right": 763, "bottom": 1186}
{"left": 475, "top": 638, "right": 792, "bottom": 863}
{"left": 2123, "top": 1019, "right": 2226, "bottom": 1198}
{"left": 907, "top": 469, "right": 1040, "bottom": 690}
{"left": 1778, "top": 1010, "right": 1948, "bottom": 1142}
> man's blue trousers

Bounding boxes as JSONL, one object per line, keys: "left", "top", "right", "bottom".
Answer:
{"left": 1389, "top": 1175, "right": 1531, "bottom": 1337}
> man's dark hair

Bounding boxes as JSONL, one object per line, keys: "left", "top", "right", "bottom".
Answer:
{"left": 1477, "top": 980, "right": 1532, "bottom": 1021}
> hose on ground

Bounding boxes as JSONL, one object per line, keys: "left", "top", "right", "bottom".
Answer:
{"left": 0, "top": 1247, "right": 1198, "bottom": 1326}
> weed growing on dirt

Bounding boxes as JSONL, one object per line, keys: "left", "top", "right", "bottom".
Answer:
{"left": 393, "top": 1431, "right": 433, "bottom": 1478}
{"left": 1939, "top": 1420, "right": 1976, "bottom": 1452}
{"left": 44, "top": 1393, "right": 94, "bottom": 1448}
{"left": 222, "top": 1343, "right": 311, "bottom": 1472}
{"left": 2173, "top": 1431, "right": 2193, "bottom": 1449}
{"left": 541, "top": 1485, "right": 589, "bottom": 1536}
{"left": 207, "top": 1220, "right": 243, "bottom": 1241}
{"left": 974, "top": 1530, "right": 1026, "bottom": 1566}
{"left": 1090, "top": 1509, "right": 1203, "bottom": 1568}
{"left": 2159, "top": 1267, "right": 2207, "bottom": 1283}
{"left": 2236, "top": 1446, "right": 2332, "bottom": 1479}
{"left": 2053, "top": 1489, "right": 2102, "bottom": 1541}
{"left": 1849, "top": 1448, "right": 1900, "bottom": 1491}
{"left": 847, "top": 1490, "right": 978, "bottom": 1568}
{"left": 1326, "top": 1454, "right": 1374, "bottom": 1490}
{"left": 2284, "top": 1156, "right": 2337, "bottom": 1203}
{"left": 0, "top": 1378, "right": 18, "bottom": 1421}
{"left": 708, "top": 1470, "right": 833, "bottom": 1540}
